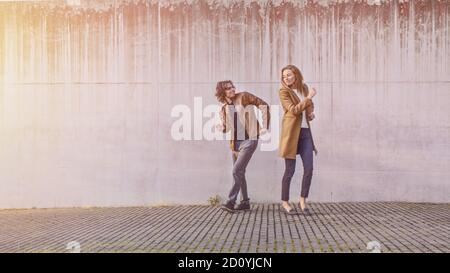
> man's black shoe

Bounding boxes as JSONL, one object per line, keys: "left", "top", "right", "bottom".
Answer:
{"left": 236, "top": 202, "right": 251, "bottom": 211}
{"left": 221, "top": 202, "right": 236, "bottom": 213}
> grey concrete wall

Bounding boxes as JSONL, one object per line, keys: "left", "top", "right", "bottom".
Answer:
{"left": 0, "top": 0, "right": 449, "bottom": 208}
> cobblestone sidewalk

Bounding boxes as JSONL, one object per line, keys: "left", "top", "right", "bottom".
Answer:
{"left": 0, "top": 202, "right": 448, "bottom": 253}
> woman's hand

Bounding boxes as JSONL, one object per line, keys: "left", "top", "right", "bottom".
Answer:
{"left": 307, "top": 87, "right": 317, "bottom": 99}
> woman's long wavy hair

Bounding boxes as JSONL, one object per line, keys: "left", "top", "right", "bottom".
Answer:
{"left": 281, "top": 65, "right": 308, "bottom": 97}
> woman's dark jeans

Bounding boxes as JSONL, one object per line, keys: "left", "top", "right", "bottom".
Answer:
{"left": 281, "top": 128, "right": 314, "bottom": 201}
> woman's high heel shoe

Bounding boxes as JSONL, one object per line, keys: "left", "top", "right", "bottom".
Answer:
{"left": 299, "top": 202, "right": 312, "bottom": 216}
{"left": 301, "top": 207, "right": 311, "bottom": 216}
{"left": 280, "top": 205, "right": 298, "bottom": 215}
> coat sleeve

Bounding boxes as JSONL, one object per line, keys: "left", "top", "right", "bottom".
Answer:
{"left": 242, "top": 92, "right": 271, "bottom": 130}
{"left": 304, "top": 84, "right": 315, "bottom": 121}
{"left": 306, "top": 100, "right": 315, "bottom": 121}
{"left": 219, "top": 105, "right": 231, "bottom": 133}
{"left": 279, "top": 88, "right": 312, "bottom": 116}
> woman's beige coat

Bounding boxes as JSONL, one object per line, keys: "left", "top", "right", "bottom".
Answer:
{"left": 278, "top": 86, "right": 317, "bottom": 159}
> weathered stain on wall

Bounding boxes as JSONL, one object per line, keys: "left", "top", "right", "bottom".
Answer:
{"left": 1, "top": 0, "right": 449, "bottom": 82}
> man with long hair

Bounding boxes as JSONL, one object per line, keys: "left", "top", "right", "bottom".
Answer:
{"left": 215, "top": 80, "right": 270, "bottom": 213}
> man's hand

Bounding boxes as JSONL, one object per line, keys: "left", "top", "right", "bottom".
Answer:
{"left": 259, "top": 128, "right": 269, "bottom": 136}
{"left": 259, "top": 128, "right": 271, "bottom": 142}
{"left": 308, "top": 112, "right": 315, "bottom": 121}
{"left": 216, "top": 124, "right": 225, "bottom": 132}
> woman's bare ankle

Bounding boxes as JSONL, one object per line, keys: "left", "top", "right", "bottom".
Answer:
{"left": 282, "top": 201, "right": 292, "bottom": 211}
{"left": 299, "top": 198, "right": 307, "bottom": 210}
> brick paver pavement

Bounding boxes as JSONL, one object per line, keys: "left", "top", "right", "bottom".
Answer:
{"left": 0, "top": 203, "right": 448, "bottom": 253}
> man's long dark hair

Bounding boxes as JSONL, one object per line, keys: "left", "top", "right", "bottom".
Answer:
{"left": 215, "top": 80, "right": 234, "bottom": 104}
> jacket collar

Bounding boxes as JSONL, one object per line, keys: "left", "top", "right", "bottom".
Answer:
{"left": 283, "top": 87, "right": 301, "bottom": 103}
